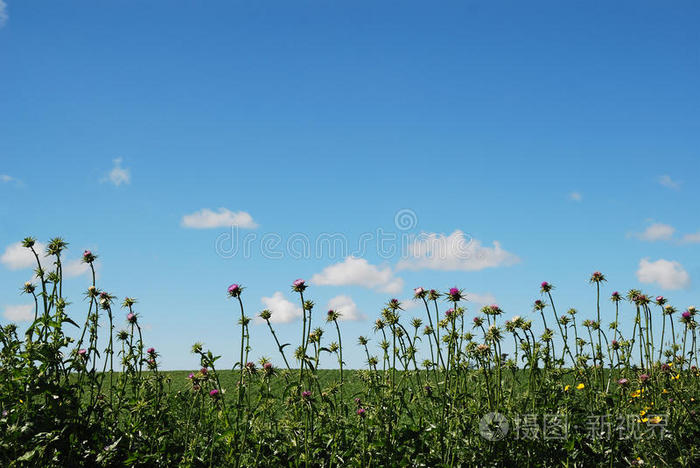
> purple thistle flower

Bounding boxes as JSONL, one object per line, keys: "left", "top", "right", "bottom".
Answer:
{"left": 126, "top": 313, "right": 137, "bottom": 324}
{"left": 292, "top": 279, "right": 307, "bottom": 292}
{"left": 209, "top": 389, "right": 220, "bottom": 398}
{"left": 228, "top": 283, "right": 242, "bottom": 297}
{"left": 356, "top": 408, "right": 366, "bottom": 418}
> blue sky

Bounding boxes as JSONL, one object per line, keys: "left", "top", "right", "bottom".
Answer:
{"left": 1, "top": 0, "right": 699, "bottom": 370}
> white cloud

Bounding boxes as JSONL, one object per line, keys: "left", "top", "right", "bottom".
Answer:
{"left": 1, "top": 241, "right": 94, "bottom": 279}
{"left": 181, "top": 208, "right": 258, "bottom": 229}
{"left": 103, "top": 158, "right": 131, "bottom": 186}
{"left": 569, "top": 192, "right": 582, "bottom": 202}
{"left": 311, "top": 257, "right": 404, "bottom": 294}
{"left": 1, "top": 241, "right": 48, "bottom": 270}
{"left": 629, "top": 223, "right": 675, "bottom": 242}
{"left": 3, "top": 305, "right": 34, "bottom": 322}
{"left": 62, "top": 258, "right": 97, "bottom": 278}
{"left": 636, "top": 258, "right": 690, "bottom": 290}
{"left": 681, "top": 231, "right": 700, "bottom": 244}
{"left": 259, "top": 291, "right": 302, "bottom": 324}
{"left": 468, "top": 292, "right": 498, "bottom": 306}
{"left": 658, "top": 175, "right": 681, "bottom": 190}
{"left": 397, "top": 230, "right": 520, "bottom": 272}
{"left": 0, "top": 1, "right": 7, "bottom": 28}
{"left": 1, "top": 174, "right": 15, "bottom": 183}
{"left": 326, "top": 294, "right": 366, "bottom": 321}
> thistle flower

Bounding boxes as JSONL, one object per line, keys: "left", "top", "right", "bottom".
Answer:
{"left": 126, "top": 313, "right": 137, "bottom": 324}
{"left": 387, "top": 298, "right": 401, "bottom": 310}
{"left": 357, "top": 336, "right": 368, "bottom": 346}
{"left": 78, "top": 348, "right": 88, "bottom": 358}
{"left": 590, "top": 271, "right": 606, "bottom": 283}
{"left": 413, "top": 287, "right": 426, "bottom": 299}
{"left": 447, "top": 287, "right": 464, "bottom": 302}
{"left": 263, "top": 362, "right": 273, "bottom": 373}
{"left": 611, "top": 291, "right": 622, "bottom": 302}
{"left": 147, "top": 347, "right": 155, "bottom": 355}
{"left": 611, "top": 340, "right": 619, "bottom": 350}
{"left": 356, "top": 408, "right": 366, "bottom": 418}
{"left": 117, "top": 330, "right": 129, "bottom": 341}
{"left": 681, "top": 310, "right": 692, "bottom": 322}
{"left": 301, "top": 390, "right": 312, "bottom": 399}
{"left": 245, "top": 361, "right": 257, "bottom": 374}
{"left": 664, "top": 305, "right": 676, "bottom": 315}
{"left": 22, "top": 237, "right": 36, "bottom": 248}
{"left": 533, "top": 299, "right": 546, "bottom": 311}
{"left": 209, "top": 389, "right": 220, "bottom": 398}
{"left": 540, "top": 281, "right": 552, "bottom": 293}
{"left": 200, "top": 367, "right": 208, "bottom": 375}
{"left": 188, "top": 373, "right": 195, "bottom": 379}
{"left": 122, "top": 297, "right": 137, "bottom": 308}
{"left": 228, "top": 283, "right": 242, "bottom": 297}
{"left": 446, "top": 308, "right": 455, "bottom": 318}
{"left": 472, "top": 316, "right": 483, "bottom": 327}
{"left": 82, "top": 250, "right": 96, "bottom": 264}
{"left": 617, "top": 378, "right": 629, "bottom": 387}
{"left": 292, "top": 278, "right": 307, "bottom": 292}
{"left": 639, "top": 374, "right": 650, "bottom": 384}
{"left": 427, "top": 289, "right": 441, "bottom": 301}
{"left": 327, "top": 309, "right": 340, "bottom": 322}
{"left": 22, "top": 282, "right": 36, "bottom": 294}
{"left": 259, "top": 309, "right": 272, "bottom": 321}
{"left": 655, "top": 296, "right": 667, "bottom": 306}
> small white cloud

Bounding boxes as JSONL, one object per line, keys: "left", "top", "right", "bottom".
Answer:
{"left": 658, "top": 175, "right": 681, "bottom": 190}
{"left": 326, "top": 294, "right": 366, "bottom": 321}
{"left": 103, "top": 158, "right": 131, "bottom": 186}
{"left": 681, "top": 231, "right": 700, "bottom": 244}
{"left": 636, "top": 258, "right": 690, "bottom": 290}
{"left": 1, "top": 241, "right": 95, "bottom": 279}
{"left": 629, "top": 223, "right": 675, "bottom": 242}
{"left": 311, "top": 257, "right": 403, "bottom": 294}
{"left": 181, "top": 208, "right": 258, "bottom": 229}
{"left": 62, "top": 258, "right": 97, "bottom": 278}
{"left": 569, "top": 192, "right": 582, "bottom": 202}
{"left": 3, "top": 304, "right": 34, "bottom": 322}
{"left": 397, "top": 230, "right": 519, "bottom": 272}
{"left": 258, "top": 291, "right": 302, "bottom": 324}
{"left": 1, "top": 174, "right": 15, "bottom": 183}
{"left": 468, "top": 292, "right": 498, "bottom": 306}
{"left": 0, "top": 1, "right": 7, "bottom": 28}
{"left": 1, "top": 241, "right": 48, "bottom": 270}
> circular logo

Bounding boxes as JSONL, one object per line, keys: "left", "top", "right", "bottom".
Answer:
{"left": 394, "top": 209, "right": 418, "bottom": 231}
{"left": 479, "top": 412, "right": 509, "bottom": 441}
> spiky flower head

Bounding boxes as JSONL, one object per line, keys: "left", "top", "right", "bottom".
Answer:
{"left": 259, "top": 309, "right": 272, "bottom": 321}
{"left": 655, "top": 296, "right": 667, "bottom": 306}
{"left": 22, "top": 237, "right": 36, "bottom": 248}
{"left": 427, "top": 289, "right": 441, "bottom": 301}
{"left": 126, "top": 312, "right": 137, "bottom": 324}
{"left": 589, "top": 271, "right": 606, "bottom": 283}
{"left": 356, "top": 408, "right": 366, "bottom": 418}
{"left": 357, "top": 335, "right": 368, "bottom": 346}
{"left": 82, "top": 250, "right": 96, "bottom": 264}
{"left": 46, "top": 237, "right": 68, "bottom": 256}
{"left": 303, "top": 300, "right": 314, "bottom": 311}
{"left": 411, "top": 317, "right": 422, "bottom": 329}
{"left": 122, "top": 297, "right": 137, "bottom": 308}
{"left": 611, "top": 291, "right": 622, "bottom": 302}
{"left": 413, "top": 287, "right": 426, "bottom": 299}
{"left": 533, "top": 299, "right": 546, "bottom": 311}
{"left": 228, "top": 283, "right": 242, "bottom": 297}
{"left": 209, "top": 389, "right": 220, "bottom": 398}
{"left": 373, "top": 318, "right": 385, "bottom": 331}
{"left": 447, "top": 287, "right": 464, "bottom": 302}
{"left": 22, "top": 282, "right": 35, "bottom": 294}
{"left": 327, "top": 309, "right": 340, "bottom": 322}
{"left": 540, "top": 281, "right": 553, "bottom": 293}
{"left": 292, "top": 278, "right": 307, "bottom": 292}
{"left": 472, "top": 316, "right": 483, "bottom": 327}
{"left": 387, "top": 298, "right": 401, "bottom": 310}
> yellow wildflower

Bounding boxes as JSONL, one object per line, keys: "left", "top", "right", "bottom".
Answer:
{"left": 576, "top": 383, "right": 585, "bottom": 390}
{"left": 649, "top": 416, "right": 662, "bottom": 424}
{"left": 631, "top": 389, "right": 641, "bottom": 398}
{"left": 639, "top": 410, "right": 646, "bottom": 416}
{"left": 564, "top": 385, "right": 570, "bottom": 392}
